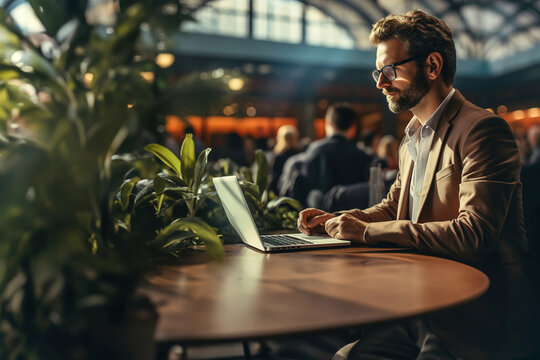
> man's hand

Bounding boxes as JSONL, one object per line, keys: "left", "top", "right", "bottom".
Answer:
{"left": 297, "top": 208, "right": 336, "bottom": 235}
{"left": 324, "top": 214, "right": 368, "bottom": 242}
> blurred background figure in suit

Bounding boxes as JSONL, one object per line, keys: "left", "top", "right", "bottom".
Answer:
{"left": 279, "top": 102, "right": 372, "bottom": 207}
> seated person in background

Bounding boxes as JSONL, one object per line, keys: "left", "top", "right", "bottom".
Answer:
{"left": 279, "top": 103, "right": 372, "bottom": 207}
{"left": 268, "top": 125, "right": 301, "bottom": 194}
{"left": 376, "top": 134, "right": 399, "bottom": 171}
{"left": 357, "top": 129, "right": 381, "bottom": 156}
{"left": 299, "top": 10, "right": 539, "bottom": 360}
{"left": 320, "top": 134, "right": 399, "bottom": 212}
{"left": 526, "top": 124, "right": 540, "bottom": 165}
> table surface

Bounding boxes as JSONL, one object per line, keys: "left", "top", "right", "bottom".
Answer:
{"left": 143, "top": 245, "right": 489, "bottom": 345}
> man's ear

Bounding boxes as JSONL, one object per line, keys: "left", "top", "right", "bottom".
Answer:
{"left": 425, "top": 52, "right": 443, "bottom": 80}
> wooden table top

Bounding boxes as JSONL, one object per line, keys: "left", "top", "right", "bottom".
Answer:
{"left": 143, "top": 245, "right": 489, "bottom": 345}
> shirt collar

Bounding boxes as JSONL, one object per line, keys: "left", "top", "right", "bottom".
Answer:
{"left": 405, "top": 88, "right": 456, "bottom": 140}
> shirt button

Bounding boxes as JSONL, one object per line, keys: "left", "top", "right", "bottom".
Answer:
{"left": 416, "top": 191, "right": 421, "bottom": 196}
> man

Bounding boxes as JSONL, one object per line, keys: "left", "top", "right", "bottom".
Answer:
{"left": 298, "top": 10, "right": 539, "bottom": 359}
{"left": 279, "top": 103, "right": 372, "bottom": 207}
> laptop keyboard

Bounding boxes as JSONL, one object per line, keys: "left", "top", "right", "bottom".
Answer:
{"left": 260, "top": 234, "right": 312, "bottom": 246}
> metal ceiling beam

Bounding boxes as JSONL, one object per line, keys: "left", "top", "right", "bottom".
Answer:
{"left": 483, "top": 20, "right": 540, "bottom": 55}
{"left": 298, "top": 0, "right": 359, "bottom": 41}
{"left": 518, "top": 0, "right": 540, "bottom": 16}
{"left": 188, "top": 0, "right": 358, "bottom": 47}
{"left": 185, "top": 0, "right": 539, "bottom": 62}
{"left": 415, "top": 0, "right": 439, "bottom": 17}
{"left": 311, "top": 0, "right": 379, "bottom": 25}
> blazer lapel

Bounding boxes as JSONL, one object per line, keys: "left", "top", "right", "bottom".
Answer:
{"left": 416, "top": 90, "right": 465, "bottom": 220}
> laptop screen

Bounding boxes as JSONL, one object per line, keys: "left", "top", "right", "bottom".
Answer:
{"left": 213, "top": 176, "right": 265, "bottom": 250}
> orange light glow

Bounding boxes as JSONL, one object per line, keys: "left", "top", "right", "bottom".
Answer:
{"left": 165, "top": 115, "right": 298, "bottom": 144}
{"left": 155, "top": 53, "right": 175, "bottom": 68}
{"left": 528, "top": 108, "right": 540, "bottom": 118}
{"left": 513, "top": 110, "right": 526, "bottom": 120}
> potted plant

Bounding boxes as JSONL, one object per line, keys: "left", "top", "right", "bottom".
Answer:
{"left": 0, "top": 1, "right": 227, "bottom": 357}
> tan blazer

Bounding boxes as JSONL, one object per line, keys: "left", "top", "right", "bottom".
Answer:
{"left": 344, "top": 90, "right": 539, "bottom": 359}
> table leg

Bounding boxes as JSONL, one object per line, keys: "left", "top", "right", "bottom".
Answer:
{"left": 242, "top": 342, "right": 252, "bottom": 360}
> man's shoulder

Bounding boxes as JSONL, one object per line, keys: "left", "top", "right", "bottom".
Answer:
{"left": 452, "top": 97, "right": 508, "bottom": 132}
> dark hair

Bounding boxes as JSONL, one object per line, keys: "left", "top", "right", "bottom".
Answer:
{"left": 370, "top": 9, "right": 456, "bottom": 86}
{"left": 327, "top": 103, "right": 356, "bottom": 131}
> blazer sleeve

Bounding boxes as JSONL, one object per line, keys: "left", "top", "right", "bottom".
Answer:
{"left": 336, "top": 169, "right": 402, "bottom": 222}
{"left": 364, "top": 116, "right": 521, "bottom": 264}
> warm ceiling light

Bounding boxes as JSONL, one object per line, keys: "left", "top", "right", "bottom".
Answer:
{"left": 223, "top": 105, "right": 234, "bottom": 116}
{"left": 127, "top": 104, "right": 134, "bottom": 109}
{"left": 228, "top": 78, "right": 244, "bottom": 91}
{"left": 513, "top": 110, "right": 525, "bottom": 120}
{"left": 140, "top": 71, "right": 155, "bottom": 83}
{"left": 528, "top": 108, "right": 540, "bottom": 117}
{"left": 155, "top": 53, "right": 175, "bottom": 68}
{"left": 84, "top": 73, "right": 94, "bottom": 87}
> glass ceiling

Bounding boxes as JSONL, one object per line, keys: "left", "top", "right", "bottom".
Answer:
{"left": 185, "top": 0, "right": 540, "bottom": 61}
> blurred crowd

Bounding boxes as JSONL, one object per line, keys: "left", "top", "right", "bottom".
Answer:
{"left": 163, "top": 103, "right": 399, "bottom": 212}
{"left": 161, "top": 107, "right": 540, "bottom": 249}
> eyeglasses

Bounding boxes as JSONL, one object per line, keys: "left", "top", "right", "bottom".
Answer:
{"left": 371, "top": 55, "right": 426, "bottom": 83}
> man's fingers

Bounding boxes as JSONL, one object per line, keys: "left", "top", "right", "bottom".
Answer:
{"left": 324, "top": 217, "right": 339, "bottom": 237}
{"left": 307, "top": 213, "right": 332, "bottom": 228}
{"left": 297, "top": 209, "right": 336, "bottom": 235}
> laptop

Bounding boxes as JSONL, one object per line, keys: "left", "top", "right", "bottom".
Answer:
{"left": 213, "top": 175, "right": 350, "bottom": 252}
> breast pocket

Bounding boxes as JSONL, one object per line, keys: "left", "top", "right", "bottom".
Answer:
{"left": 434, "top": 164, "right": 459, "bottom": 215}
{"left": 435, "top": 164, "right": 455, "bottom": 182}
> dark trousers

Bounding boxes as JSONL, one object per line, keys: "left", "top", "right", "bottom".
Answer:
{"left": 333, "top": 319, "right": 458, "bottom": 360}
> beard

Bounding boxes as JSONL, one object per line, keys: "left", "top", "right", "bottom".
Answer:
{"left": 385, "top": 70, "right": 430, "bottom": 114}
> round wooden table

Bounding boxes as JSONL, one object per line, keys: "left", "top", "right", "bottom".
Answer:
{"left": 144, "top": 245, "right": 489, "bottom": 345}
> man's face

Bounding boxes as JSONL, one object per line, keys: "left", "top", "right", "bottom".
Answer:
{"left": 375, "top": 39, "right": 429, "bottom": 114}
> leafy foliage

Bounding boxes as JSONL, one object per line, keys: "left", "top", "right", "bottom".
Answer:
{"left": 0, "top": 1, "right": 228, "bottom": 357}
{"left": 203, "top": 149, "right": 304, "bottom": 242}
{"left": 114, "top": 134, "right": 224, "bottom": 259}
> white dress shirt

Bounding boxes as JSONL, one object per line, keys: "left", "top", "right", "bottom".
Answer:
{"left": 406, "top": 88, "right": 455, "bottom": 223}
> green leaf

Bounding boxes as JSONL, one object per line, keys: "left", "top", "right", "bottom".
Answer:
{"left": 155, "top": 218, "right": 224, "bottom": 261}
{"left": 239, "top": 181, "right": 260, "bottom": 201}
{"left": 155, "top": 193, "right": 164, "bottom": 214}
{"left": 254, "top": 149, "right": 268, "bottom": 201}
{"left": 162, "top": 186, "right": 191, "bottom": 198}
{"left": 240, "top": 167, "right": 252, "bottom": 182}
{"left": 153, "top": 175, "right": 166, "bottom": 195}
{"left": 267, "top": 197, "right": 304, "bottom": 211}
{"left": 120, "top": 177, "right": 140, "bottom": 211}
{"left": 156, "top": 173, "right": 187, "bottom": 187}
{"left": 144, "top": 143, "right": 181, "bottom": 177}
{"left": 133, "top": 179, "right": 155, "bottom": 206}
{"left": 180, "top": 134, "right": 195, "bottom": 187}
{"left": 193, "top": 148, "right": 211, "bottom": 195}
